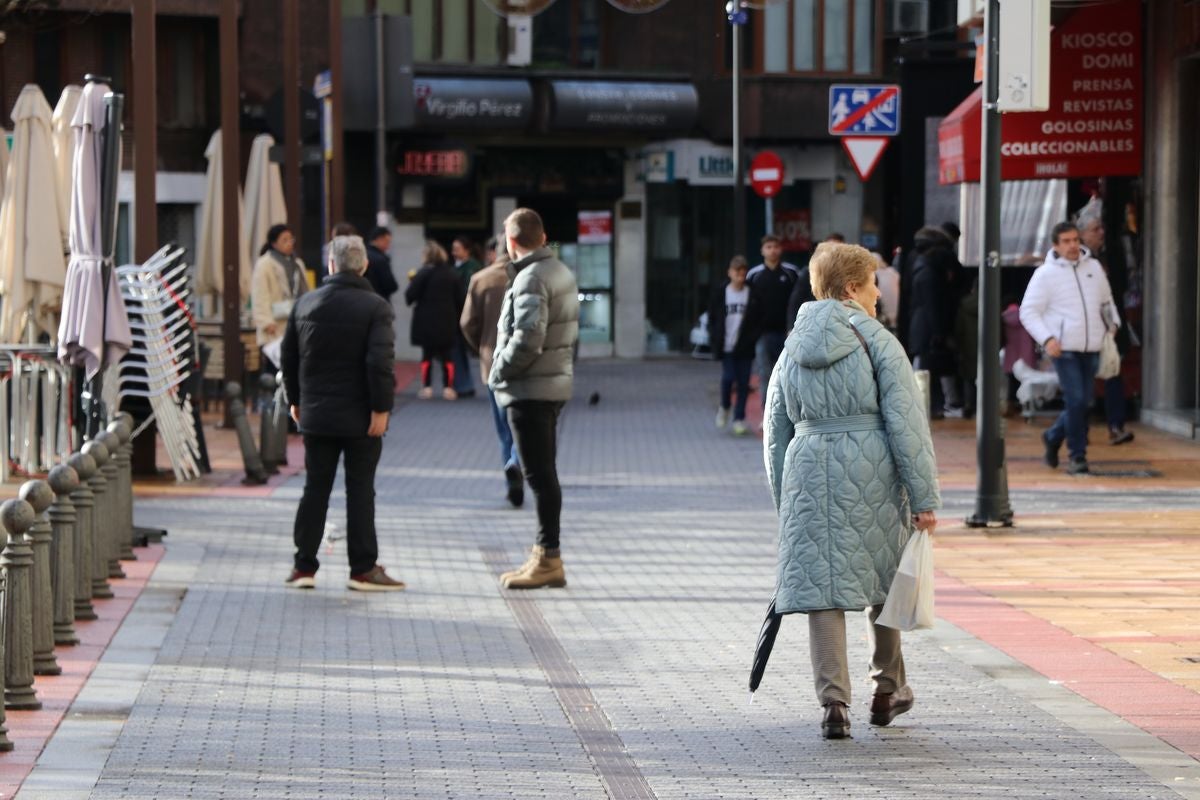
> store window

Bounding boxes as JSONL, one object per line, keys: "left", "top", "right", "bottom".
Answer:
{"left": 350, "top": 0, "right": 506, "bottom": 65}
{"left": 532, "top": 0, "right": 600, "bottom": 68}
{"left": 758, "top": 0, "right": 879, "bottom": 75}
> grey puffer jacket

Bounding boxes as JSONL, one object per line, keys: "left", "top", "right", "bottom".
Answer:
{"left": 764, "top": 299, "right": 940, "bottom": 614}
{"left": 489, "top": 247, "right": 580, "bottom": 407}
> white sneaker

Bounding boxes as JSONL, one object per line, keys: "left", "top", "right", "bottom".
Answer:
{"left": 715, "top": 408, "right": 730, "bottom": 428}
{"left": 731, "top": 420, "right": 748, "bottom": 436}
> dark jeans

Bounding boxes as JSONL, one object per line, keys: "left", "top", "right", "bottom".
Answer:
{"left": 1105, "top": 376, "right": 1126, "bottom": 431}
{"left": 488, "top": 388, "right": 519, "bottom": 469}
{"left": 293, "top": 434, "right": 382, "bottom": 576}
{"left": 508, "top": 400, "right": 564, "bottom": 550}
{"left": 720, "top": 354, "right": 753, "bottom": 421}
{"left": 1047, "top": 351, "right": 1099, "bottom": 462}
{"left": 452, "top": 336, "right": 474, "bottom": 394}
{"left": 755, "top": 332, "right": 787, "bottom": 409}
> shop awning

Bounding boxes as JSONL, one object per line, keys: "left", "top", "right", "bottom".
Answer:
{"left": 937, "top": 87, "right": 982, "bottom": 185}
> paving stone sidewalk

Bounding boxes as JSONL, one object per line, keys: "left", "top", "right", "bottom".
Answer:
{"left": 18, "top": 360, "right": 1200, "bottom": 799}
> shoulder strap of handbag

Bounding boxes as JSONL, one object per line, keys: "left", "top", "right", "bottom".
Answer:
{"left": 848, "top": 314, "right": 882, "bottom": 406}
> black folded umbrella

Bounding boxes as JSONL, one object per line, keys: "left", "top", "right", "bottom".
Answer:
{"left": 749, "top": 596, "right": 782, "bottom": 694}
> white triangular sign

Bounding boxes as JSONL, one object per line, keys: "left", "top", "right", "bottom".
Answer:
{"left": 841, "top": 137, "right": 890, "bottom": 182}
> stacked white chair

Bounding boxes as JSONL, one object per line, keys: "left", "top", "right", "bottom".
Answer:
{"left": 108, "top": 246, "right": 202, "bottom": 481}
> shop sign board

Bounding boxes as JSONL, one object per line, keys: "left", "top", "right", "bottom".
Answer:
{"left": 774, "top": 209, "right": 813, "bottom": 252}
{"left": 938, "top": 0, "right": 1142, "bottom": 182}
{"left": 414, "top": 78, "right": 533, "bottom": 130}
{"left": 750, "top": 151, "right": 785, "bottom": 198}
{"left": 549, "top": 81, "right": 699, "bottom": 132}
{"left": 578, "top": 211, "right": 614, "bottom": 245}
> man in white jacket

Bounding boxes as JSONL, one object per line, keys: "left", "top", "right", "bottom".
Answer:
{"left": 1019, "top": 222, "right": 1120, "bottom": 474}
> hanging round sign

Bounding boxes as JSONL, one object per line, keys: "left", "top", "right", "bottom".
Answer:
{"left": 605, "top": 0, "right": 674, "bottom": 12}
{"left": 479, "top": 0, "right": 560, "bottom": 15}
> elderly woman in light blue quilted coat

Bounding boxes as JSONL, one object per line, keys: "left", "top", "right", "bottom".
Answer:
{"left": 764, "top": 243, "right": 941, "bottom": 740}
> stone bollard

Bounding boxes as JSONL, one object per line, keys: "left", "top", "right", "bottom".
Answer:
{"left": 80, "top": 441, "right": 114, "bottom": 601}
{"left": 67, "top": 453, "right": 98, "bottom": 620}
{"left": 226, "top": 382, "right": 269, "bottom": 485}
{"left": 2, "top": 498, "right": 41, "bottom": 710}
{"left": 48, "top": 465, "right": 80, "bottom": 646}
{"left": 105, "top": 420, "right": 136, "bottom": 561}
{"left": 19, "top": 480, "right": 60, "bottom": 676}
{"left": 96, "top": 431, "right": 127, "bottom": 580}
{"left": 259, "top": 373, "right": 281, "bottom": 475}
{"left": 0, "top": 505, "right": 20, "bottom": 750}
{"left": 271, "top": 372, "right": 290, "bottom": 468}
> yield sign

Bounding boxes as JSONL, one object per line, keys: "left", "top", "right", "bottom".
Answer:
{"left": 841, "top": 137, "right": 889, "bottom": 181}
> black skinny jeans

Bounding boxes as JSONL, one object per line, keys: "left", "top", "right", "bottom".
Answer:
{"left": 507, "top": 400, "right": 565, "bottom": 550}
{"left": 293, "top": 434, "right": 382, "bottom": 576}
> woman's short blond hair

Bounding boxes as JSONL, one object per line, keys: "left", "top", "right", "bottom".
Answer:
{"left": 808, "top": 242, "right": 877, "bottom": 301}
{"left": 422, "top": 240, "right": 449, "bottom": 266}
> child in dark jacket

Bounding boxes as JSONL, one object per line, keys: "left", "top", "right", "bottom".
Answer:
{"left": 708, "top": 256, "right": 758, "bottom": 435}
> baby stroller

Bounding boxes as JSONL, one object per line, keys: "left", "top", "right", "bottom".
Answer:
{"left": 1012, "top": 357, "right": 1061, "bottom": 422}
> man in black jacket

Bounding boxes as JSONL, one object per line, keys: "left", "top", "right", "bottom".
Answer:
{"left": 364, "top": 226, "right": 400, "bottom": 300}
{"left": 281, "top": 235, "right": 405, "bottom": 592}
{"left": 744, "top": 235, "right": 800, "bottom": 409}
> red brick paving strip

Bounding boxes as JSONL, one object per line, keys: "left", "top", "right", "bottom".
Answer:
{"left": 0, "top": 544, "right": 165, "bottom": 799}
{"left": 936, "top": 569, "right": 1200, "bottom": 760}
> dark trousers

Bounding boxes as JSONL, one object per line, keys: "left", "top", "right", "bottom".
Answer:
{"left": 1105, "top": 375, "right": 1126, "bottom": 430}
{"left": 507, "top": 400, "right": 564, "bottom": 550}
{"left": 1047, "top": 351, "right": 1100, "bottom": 462}
{"left": 293, "top": 434, "right": 383, "bottom": 576}
{"left": 421, "top": 347, "right": 453, "bottom": 388}
{"left": 755, "top": 332, "right": 787, "bottom": 409}
{"left": 720, "top": 354, "right": 753, "bottom": 421}
{"left": 452, "top": 335, "right": 474, "bottom": 394}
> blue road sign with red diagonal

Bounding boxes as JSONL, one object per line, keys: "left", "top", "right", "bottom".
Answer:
{"left": 828, "top": 85, "right": 901, "bottom": 136}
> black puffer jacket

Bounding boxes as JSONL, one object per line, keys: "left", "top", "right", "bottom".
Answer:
{"left": 404, "top": 261, "right": 465, "bottom": 352}
{"left": 281, "top": 272, "right": 396, "bottom": 438}
{"left": 364, "top": 243, "right": 399, "bottom": 299}
{"left": 906, "top": 232, "right": 958, "bottom": 368}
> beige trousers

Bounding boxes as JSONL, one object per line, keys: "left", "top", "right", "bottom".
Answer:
{"left": 808, "top": 605, "right": 905, "bottom": 706}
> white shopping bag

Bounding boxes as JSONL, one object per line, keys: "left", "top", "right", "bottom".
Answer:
{"left": 876, "top": 530, "right": 934, "bottom": 631}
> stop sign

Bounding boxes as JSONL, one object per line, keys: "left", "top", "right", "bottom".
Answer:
{"left": 749, "top": 151, "right": 785, "bottom": 198}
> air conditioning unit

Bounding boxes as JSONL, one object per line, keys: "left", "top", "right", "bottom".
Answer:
{"left": 958, "top": 0, "right": 984, "bottom": 26}
{"left": 507, "top": 14, "right": 532, "bottom": 67}
{"left": 889, "top": 0, "right": 930, "bottom": 35}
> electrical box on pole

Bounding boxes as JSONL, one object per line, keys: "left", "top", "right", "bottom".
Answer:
{"left": 998, "top": 0, "right": 1050, "bottom": 112}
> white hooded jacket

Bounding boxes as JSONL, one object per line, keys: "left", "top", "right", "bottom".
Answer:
{"left": 1019, "top": 247, "right": 1120, "bottom": 354}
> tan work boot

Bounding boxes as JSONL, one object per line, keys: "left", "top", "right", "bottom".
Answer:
{"left": 501, "top": 546, "right": 566, "bottom": 590}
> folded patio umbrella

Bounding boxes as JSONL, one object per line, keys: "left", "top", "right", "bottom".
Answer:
{"left": 57, "top": 80, "right": 132, "bottom": 378}
{"left": 749, "top": 596, "right": 782, "bottom": 695}
{"left": 195, "top": 129, "right": 250, "bottom": 307}
{"left": 0, "top": 84, "right": 67, "bottom": 343}
{"left": 51, "top": 85, "right": 83, "bottom": 251}
{"left": 243, "top": 133, "right": 287, "bottom": 262}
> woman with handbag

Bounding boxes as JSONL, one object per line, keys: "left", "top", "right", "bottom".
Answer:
{"left": 763, "top": 243, "right": 941, "bottom": 739}
{"left": 251, "top": 224, "right": 310, "bottom": 363}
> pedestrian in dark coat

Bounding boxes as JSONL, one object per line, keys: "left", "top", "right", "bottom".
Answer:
{"left": 364, "top": 226, "right": 399, "bottom": 300}
{"left": 405, "top": 240, "right": 466, "bottom": 400}
{"left": 906, "top": 226, "right": 962, "bottom": 414}
{"left": 280, "top": 235, "right": 404, "bottom": 592}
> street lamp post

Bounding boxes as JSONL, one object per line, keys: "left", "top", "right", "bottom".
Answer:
{"left": 967, "top": 0, "right": 1013, "bottom": 528}
{"left": 727, "top": 1, "right": 747, "bottom": 258}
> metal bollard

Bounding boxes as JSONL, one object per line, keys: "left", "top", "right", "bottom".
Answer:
{"left": 96, "top": 431, "right": 127, "bottom": 580}
{"left": 271, "top": 372, "right": 290, "bottom": 468}
{"left": 105, "top": 420, "right": 136, "bottom": 561}
{"left": 48, "top": 465, "right": 80, "bottom": 646}
{"left": 19, "top": 480, "right": 59, "bottom": 676}
{"left": 226, "top": 382, "right": 269, "bottom": 485}
{"left": 80, "top": 441, "right": 114, "bottom": 600}
{"left": 67, "top": 453, "right": 98, "bottom": 621}
{"left": 913, "top": 369, "right": 932, "bottom": 421}
{"left": 259, "top": 373, "right": 280, "bottom": 475}
{"left": 0, "top": 510, "right": 13, "bottom": 751}
{"left": 2, "top": 498, "right": 40, "bottom": 710}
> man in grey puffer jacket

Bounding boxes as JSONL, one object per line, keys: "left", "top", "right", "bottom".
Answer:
{"left": 490, "top": 208, "right": 580, "bottom": 589}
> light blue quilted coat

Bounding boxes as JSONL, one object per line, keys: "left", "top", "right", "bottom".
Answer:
{"left": 764, "top": 299, "right": 940, "bottom": 614}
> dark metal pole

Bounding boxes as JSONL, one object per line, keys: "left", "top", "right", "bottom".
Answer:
{"left": 132, "top": 0, "right": 157, "bottom": 263}
{"left": 967, "top": 0, "right": 1013, "bottom": 528}
{"left": 282, "top": 0, "right": 301, "bottom": 249}
{"left": 329, "top": 0, "right": 346, "bottom": 225}
{"left": 220, "top": 0, "right": 243, "bottom": 421}
{"left": 374, "top": 6, "right": 387, "bottom": 218}
{"left": 731, "top": 5, "right": 746, "bottom": 257}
